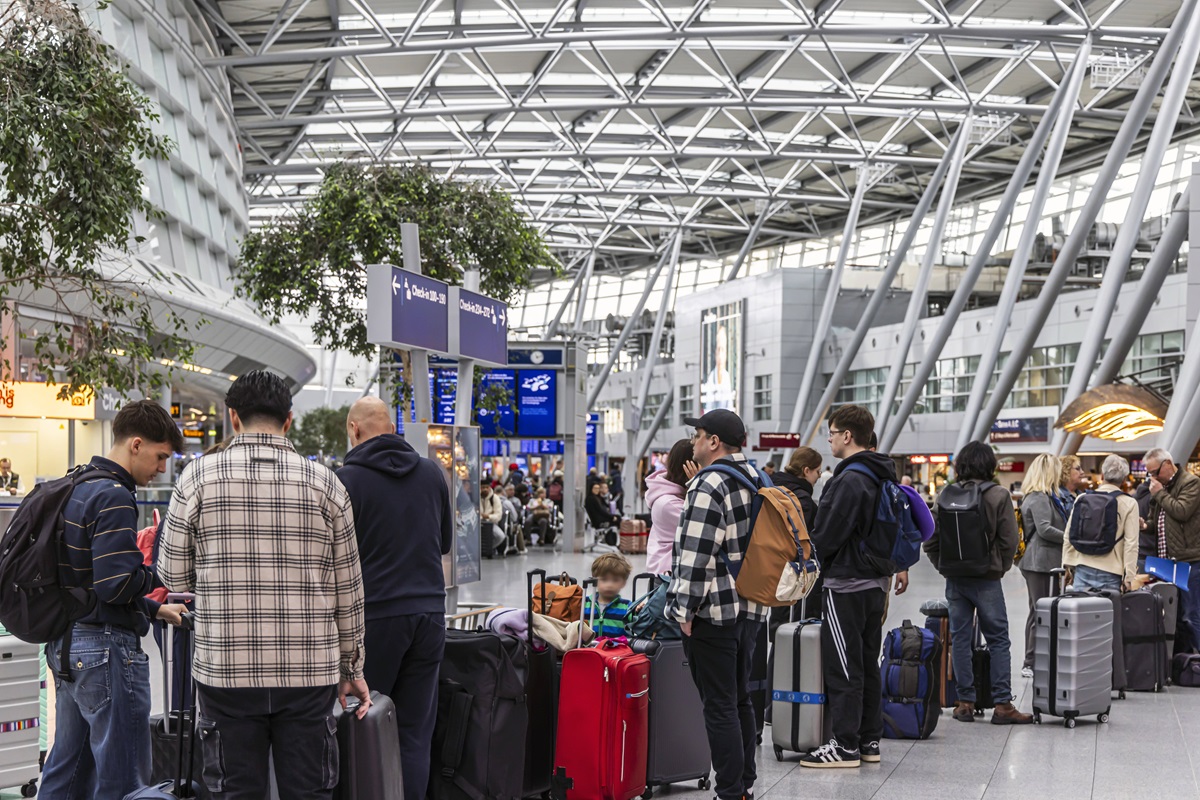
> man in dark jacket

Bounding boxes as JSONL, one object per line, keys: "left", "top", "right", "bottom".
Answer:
{"left": 926, "top": 441, "right": 1028, "bottom": 725}
{"left": 1144, "top": 447, "right": 1200, "bottom": 652}
{"left": 338, "top": 396, "right": 453, "bottom": 800}
{"left": 802, "top": 405, "right": 899, "bottom": 768}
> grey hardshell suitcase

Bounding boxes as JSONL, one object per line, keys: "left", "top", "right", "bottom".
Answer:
{"left": 0, "top": 635, "right": 40, "bottom": 798}
{"left": 771, "top": 616, "right": 831, "bottom": 760}
{"left": 1149, "top": 582, "right": 1180, "bottom": 664}
{"left": 628, "top": 637, "right": 712, "bottom": 795}
{"left": 1032, "top": 593, "right": 1113, "bottom": 728}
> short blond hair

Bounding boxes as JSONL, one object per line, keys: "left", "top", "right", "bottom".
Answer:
{"left": 591, "top": 552, "right": 632, "bottom": 581}
{"left": 1059, "top": 455, "right": 1081, "bottom": 488}
{"left": 1023, "top": 453, "right": 1061, "bottom": 495}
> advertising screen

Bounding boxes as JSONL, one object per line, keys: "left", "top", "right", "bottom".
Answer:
{"left": 517, "top": 369, "right": 557, "bottom": 437}
{"left": 476, "top": 369, "right": 516, "bottom": 437}
{"left": 586, "top": 415, "right": 598, "bottom": 455}
{"left": 699, "top": 301, "right": 743, "bottom": 414}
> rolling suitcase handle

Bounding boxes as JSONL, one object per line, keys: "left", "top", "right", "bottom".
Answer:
{"left": 631, "top": 572, "right": 655, "bottom": 601}
{"left": 581, "top": 578, "right": 598, "bottom": 647}
{"left": 527, "top": 568, "right": 546, "bottom": 649}
{"left": 165, "top": 591, "right": 198, "bottom": 798}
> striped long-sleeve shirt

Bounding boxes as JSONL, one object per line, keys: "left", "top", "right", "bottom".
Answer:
{"left": 159, "top": 434, "right": 367, "bottom": 689}
{"left": 61, "top": 457, "right": 159, "bottom": 635}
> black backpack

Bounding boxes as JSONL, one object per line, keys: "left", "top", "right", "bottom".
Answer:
{"left": 934, "top": 481, "right": 997, "bottom": 578}
{"left": 0, "top": 467, "right": 111, "bottom": 646}
{"left": 1068, "top": 491, "right": 1122, "bottom": 556}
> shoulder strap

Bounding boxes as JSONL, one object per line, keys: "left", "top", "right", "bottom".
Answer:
{"left": 843, "top": 463, "right": 880, "bottom": 484}
{"left": 698, "top": 464, "right": 763, "bottom": 582}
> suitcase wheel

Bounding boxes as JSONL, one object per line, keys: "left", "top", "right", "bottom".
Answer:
{"left": 1099, "top": 710, "right": 1110, "bottom": 724}
{"left": 20, "top": 780, "right": 36, "bottom": 798}
{"left": 698, "top": 777, "right": 711, "bottom": 791}
{"left": 774, "top": 744, "right": 784, "bottom": 762}
{"left": 1033, "top": 712, "right": 1042, "bottom": 725}
{"left": 642, "top": 789, "right": 654, "bottom": 800}
{"left": 1064, "top": 717, "right": 1076, "bottom": 729}
{"left": 1118, "top": 690, "right": 1126, "bottom": 701}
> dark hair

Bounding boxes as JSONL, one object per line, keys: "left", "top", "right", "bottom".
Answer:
{"left": 225, "top": 370, "right": 291, "bottom": 427}
{"left": 665, "top": 438, "right": 693, "bottom": 487}
{"left": 113, "top": 399, "right": 184, "bottom": 452}
{"left": 785, "top": 446, "right": 821, "bottom": 478}
{"left": 828, "top": 405, "right": 875, "bottom": 448}
{"left": 954, "top": 441, "right": 997, "bottom": 482}
{"left": 868, "top": 431, "right": 878, "bottom": 451}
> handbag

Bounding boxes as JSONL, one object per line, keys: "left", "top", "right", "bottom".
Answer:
{"left": 530, "top": 572, "right": 583, "bottom": 622}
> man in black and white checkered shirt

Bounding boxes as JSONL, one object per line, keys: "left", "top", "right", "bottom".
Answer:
{"left": 666, "top": 409, "right": 766, "bottom": 800}
{"left": 159, "top": 370, "right": 371, "bottom": 798}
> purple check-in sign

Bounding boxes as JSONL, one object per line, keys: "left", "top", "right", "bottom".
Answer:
{"left": 366, "top": 264, "right": 449, "bottom": 352}
{"left": 451, "top": 287, "right": 508, "bottom": 366}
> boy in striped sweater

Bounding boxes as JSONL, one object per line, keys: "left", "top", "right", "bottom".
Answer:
{"left": 583, "top": 553, "right": 633, "bottom": 639}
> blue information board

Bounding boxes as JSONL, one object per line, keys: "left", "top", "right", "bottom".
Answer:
{"left": 388, "top": 268, "right": 449, "bottom": 352}
{"left": 519, "top": 439, "right": 564, "bottom": 455}
{"left": 517, "top": 370, "right": 557, "bottom": 437}
{"left": 586, "top": 414, "right": 598, "bottom": 455}
{"left": 477, "top": 370, "right": 516, "bottom": 437}
{"left": 456, "top": 288, "right": 508, "bottom": 365}
{"left": 434, "top": 369, "right": 457, "bottom": 425}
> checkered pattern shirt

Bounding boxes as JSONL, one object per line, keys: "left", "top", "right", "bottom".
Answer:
{"left": 666, "top": 454, "right": 766, "bottom": 627}
{"left": 158, "top": 433, "right": 366, "bottom": 689}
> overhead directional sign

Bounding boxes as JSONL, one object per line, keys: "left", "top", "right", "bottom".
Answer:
{"left": 366, "top": 263, "right": 449, "bottom": 352}
{"left": 450, "top": 287, "right": 508, "bottom": 366}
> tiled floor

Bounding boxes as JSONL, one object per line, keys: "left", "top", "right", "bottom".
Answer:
{"left": 15, "top": 548, "right": 1200, "bottom": 799}
{"left": 459, "top": 548, "right": 1200, "bottom": 800}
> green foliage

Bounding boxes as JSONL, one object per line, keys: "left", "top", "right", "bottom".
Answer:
{"left": 289, "top": 404, "right": 352, "bottom": 458}
{"left": 0, "top": 0, "right": 189, "bottom": 399}
{"left": 235, "top": 162, "right": 558, "bottom": 359}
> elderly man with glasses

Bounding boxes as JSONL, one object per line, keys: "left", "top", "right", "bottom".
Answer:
{"left": 1144, "top": 447, "right": 1200, "bottom": 653}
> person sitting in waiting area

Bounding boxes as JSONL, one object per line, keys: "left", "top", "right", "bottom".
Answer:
{"left": 1063, "top": 454, "right": 1139, "bottom": 592}
{"left": 582, "top": 553, "right": 633, "bottom": 638}
{"left": 585, "top": 481, "right": 620, "bottom": 530}
{"left": 526, "top": 487, "right": 555, "bottom": 546}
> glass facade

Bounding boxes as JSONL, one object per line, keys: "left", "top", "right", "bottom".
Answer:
{"left": 81, "top": 0, "right": 247, "bottom": 292}
{"left": 833, "top": 332, "right": 1181, "bottom": 417}
{"left": 753, "top": 375, "right": 773, "bottom": 422}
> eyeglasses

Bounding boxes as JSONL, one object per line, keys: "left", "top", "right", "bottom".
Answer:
{"left": 828, "top": 427, "right": 849, "bottom": 440}
{"left": 1149, "top": 462, "right": 1170, "bottom": 478}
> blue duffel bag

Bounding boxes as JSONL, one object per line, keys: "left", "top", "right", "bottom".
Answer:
{"left": 880, "top": 619, "right": 942, "bottom": 740}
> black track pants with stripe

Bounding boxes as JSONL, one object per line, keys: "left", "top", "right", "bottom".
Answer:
{"left": 821, "top": 587, "right": 886, "bottom": 751}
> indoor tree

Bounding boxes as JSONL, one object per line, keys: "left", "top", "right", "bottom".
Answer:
{"left": 235, "top": 162, "right": 557, "bottom": 360}
{"left": 289, "top": 404, "right": 352, "bottom": 459}
{"left": 0, "top": 0, "right": 191, "bottom": 399}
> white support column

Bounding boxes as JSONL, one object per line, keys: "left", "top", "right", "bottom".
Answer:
{"left": 874, "top": 115, "right": 971, "bottom": 440}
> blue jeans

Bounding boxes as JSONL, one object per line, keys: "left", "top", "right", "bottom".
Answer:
{"left": 1182, "top": 562, "right": 1200, "bottom": 654}
{"left": 41, "top": 624, "right": 152, "bottom": 800}
{"left": 1071, "top": 565, "right": 1121, "bottom": 592}
{"left": 945, "top": 578, "right": 1013, "bottom": 705}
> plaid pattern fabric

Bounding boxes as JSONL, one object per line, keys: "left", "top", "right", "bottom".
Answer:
{"left": 667, "top": 453, "right": 766, "bottom": 626}
{"left": 158, "top": 433, "right": 366, "bottom": 689}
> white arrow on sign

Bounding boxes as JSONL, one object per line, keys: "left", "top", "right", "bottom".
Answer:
{"left": 391, "top": 275, "right": 401, "bottom": 295}
{"left": 499, "top": 309, "right": 506, "bottom": 326}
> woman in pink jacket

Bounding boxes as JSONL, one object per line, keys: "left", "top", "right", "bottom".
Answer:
{"left": 644, "top": 439, "right": 698, "bottom": 575}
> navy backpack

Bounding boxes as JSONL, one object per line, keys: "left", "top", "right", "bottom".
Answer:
{"left": 880, "top": 620, "right": 942, "bottom": 740}
{"left": 842, "top": 464, "right": 924, "bottom": 576}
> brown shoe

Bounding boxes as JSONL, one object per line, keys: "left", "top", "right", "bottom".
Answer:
{"left": 991, "top": 702, "right": 1034, "bottom": 725}
{"left": 952, "top": 701, "right": 975, "bottom": 722}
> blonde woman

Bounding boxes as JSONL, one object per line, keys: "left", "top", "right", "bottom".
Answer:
{"left": 1059, "top": 454, "right": 1086, "bottom": 509}
{"left": 1017, "top": 454, "right": 1071, "bottom": 676}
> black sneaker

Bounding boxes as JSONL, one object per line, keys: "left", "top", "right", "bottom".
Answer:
{"left": 799, "top": 739, "right": 861, "bottom": 769}
{"left": 860, "top": 741, "right": 881, "bottom": 763}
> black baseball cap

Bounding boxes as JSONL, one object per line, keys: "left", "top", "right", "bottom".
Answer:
{"left": 684, "top": 409, "right": 747, "bottom": 447}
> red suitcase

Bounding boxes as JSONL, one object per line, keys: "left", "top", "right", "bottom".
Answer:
{"left": 552, "top": 639, "right": 650, "bottom": 800}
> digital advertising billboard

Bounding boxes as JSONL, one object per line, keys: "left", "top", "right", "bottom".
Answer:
{"left": 699, "top": 301, "right": 743, "bottom": 414}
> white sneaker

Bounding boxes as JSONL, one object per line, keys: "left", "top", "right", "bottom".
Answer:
{"left": 1021, "top": 666, "right": 1034, "bottom": 678}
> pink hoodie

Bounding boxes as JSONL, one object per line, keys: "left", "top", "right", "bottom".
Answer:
{"left": 644, "top": 470, "right": 686, "bottom": 576}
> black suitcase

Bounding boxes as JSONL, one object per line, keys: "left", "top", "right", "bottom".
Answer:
{"left": 629, "top": 574, "right": 712, "bottom": 795}
{"left": 333, "top": 691, "right": 404, "bottom": 799}
{"left": 1084, "top": 587, "right": 1128, "bottom": 698}
{"left": 524, "top": 570, "right": 558, "bottom": 799}
{"left": 142, "top": 598, "right": 206, "bottom": 799}
{"left": 431, "top": 629, "right": 529, "bottom": 800}
{"left": 971, "top": 614, "right": 993, "bottom": 714}
{"left": 1121, "top": 588, "right": 1169, "bottom": 692}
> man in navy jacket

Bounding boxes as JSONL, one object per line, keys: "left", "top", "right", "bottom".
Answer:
{"left": 337, "top": 396, "right": 452, "bottom": 800}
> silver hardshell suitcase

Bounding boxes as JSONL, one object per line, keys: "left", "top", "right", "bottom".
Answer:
{"left": 771, "top": 617, "right": 830, "bottom": 760}
{"left": 1032, "top": 593, "right": 1113, "bottom": 728}
{"left": 0, "top": 635, "right": 41, "bottom": 798}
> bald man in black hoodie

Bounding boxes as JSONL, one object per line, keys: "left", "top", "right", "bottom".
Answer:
{"left": 337, "top": 397, "right": 452, "bottom": 800}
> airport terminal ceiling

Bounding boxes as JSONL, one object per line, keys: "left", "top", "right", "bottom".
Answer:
{"left": 200, "top": 0, "right": 1197, "bottom": 280}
